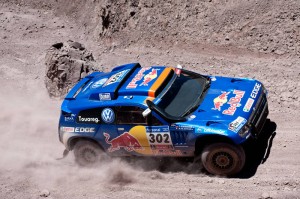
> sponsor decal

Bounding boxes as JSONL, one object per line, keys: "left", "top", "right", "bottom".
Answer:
{"left": 150, "top": 145, "right": 173, "bottom": 150}
{"left": 146, "top": 126, "right": 170, "bottom": 132}
{"left": 228, "top": 116, "right": 247, "bottom": 133}
{"left": 104, "top": 132, "right": 143, "bottom": 152}
{"left": 60, "top": 127, "right": 95, "bottom": 133}
{"left": 250, "top": 83, "right": 261, "bottom": 99}
{"left": 243, "top": 98, "right": 254, "bottom": 112}
{"left": 104, "top": 125, "right": 178, "bottom": 156}
{"left": 146, "top": 126, "right": 173, "bottom": 146}
{"left": 175, "top": 125, "right": 194, "bottom": 131}
{"left": 101, "top": 108, "right": 115, "bottom": 123}
{"left": 222, "top": 90, "right": 245, "bottom": 115}
{"left": 78, "top": 116, "right": 100, "bottom": 123}
{"left": 196, "top": 127, "right": 226, "bottom": 134}
{"left": 64, "top": 114, "right": 75, "bottom": 122}
{"left": 60, "top": 127, "right": 75, "bottom": 133}
{"left": 140, "top": 68, "right": 159, "bottom": 86}
{"left": 99, "top": 93, "right": 111, "bottom": 101}
{"left": 212, "top": 91, "right": 230, "bottom": 111}
{"left": 103, "top": 69, "right": 130, "bottom": 87}
{"left": 146, "top": 126, "right": 179, "bottom": 156}
{"left": 126, "top": 67, "right": 151, "bottom": 89}
{"left": 91, "top": 78, "right": 108, "bottom": 89}
{"left": 74, "top": 127, "right": 95, "bottom": 133}
{"left": 152, "top": 149, "right": 182, "bottom": 156}
{"left": 242, "top": 83, "right": 261, "bottom": 112}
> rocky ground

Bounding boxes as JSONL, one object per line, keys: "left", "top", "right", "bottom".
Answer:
{"left": 0, "top": 1, "right": 299, "bottom": 199}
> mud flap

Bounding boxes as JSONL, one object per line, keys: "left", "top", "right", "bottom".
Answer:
{"left": 56, "top": 149, "right": 69, "bottom": 160}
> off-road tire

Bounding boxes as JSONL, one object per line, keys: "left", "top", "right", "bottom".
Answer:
{"left": 201, "top": 143, "right": 245, "bottom": 176}
{"left": 73, "top": 140, "right": 105, "bottom": 167}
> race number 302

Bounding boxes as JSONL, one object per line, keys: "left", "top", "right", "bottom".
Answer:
{"left": 147, "top": 133, "right": 172, "bottom": 145}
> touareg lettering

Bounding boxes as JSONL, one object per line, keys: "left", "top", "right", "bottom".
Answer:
{"left": 78, "top": 116, "right": 100, "bottom": 123}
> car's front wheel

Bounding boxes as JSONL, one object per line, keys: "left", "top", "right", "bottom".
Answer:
{"left": 201, "top": 143, "right": 245, "bottom": 176}
{"left": 73, "top": 140, "right": 106, "bottom": 167}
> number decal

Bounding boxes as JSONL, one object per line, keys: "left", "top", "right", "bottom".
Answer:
{"left": 163, "top": 134, "right": 170, "bottom": 143}
{"left": 156, "top": 134, "right": 163, "bottom": 143}
{"left": 149, "top": 134, "right": 155, "bottom": 143}
{"left": 146, "top": 126, "right": 173, "bottom": 146}
{"left": 147, "top": 133, "right": 171, "bottom": 144}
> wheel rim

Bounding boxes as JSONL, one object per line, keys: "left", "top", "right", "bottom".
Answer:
{"left": 212, "top": 151, "right": 234, "bottom": 170}
{"left": 81, "top": 148, "right": 97, "bottom": 163}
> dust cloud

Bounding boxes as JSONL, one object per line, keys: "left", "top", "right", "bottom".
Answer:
{"left": 0, "top": 87, "right": 145, "bottom": 192}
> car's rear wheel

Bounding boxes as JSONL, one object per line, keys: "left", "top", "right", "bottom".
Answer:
{"left": 73, "top": 140, "right": 106, "bottom": 167}
{"left": 201, "top": 143, "right": 245, "bottom": 176}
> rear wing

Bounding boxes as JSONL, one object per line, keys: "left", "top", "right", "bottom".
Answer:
{"left": 61, "top": 72, "right": 103, "bottom": 113}
{"left": 64, "top": 71, "right": 103, "bottom": 100}
{"left": 65, "top": 63, "right": 141, "bottom": 101}
{"left": 89, "top": 63, "right": 141, "bottom": 100}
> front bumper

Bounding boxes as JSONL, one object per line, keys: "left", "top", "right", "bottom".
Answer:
{"left": 250, "top": 93, "right": 269, "bottom": 138}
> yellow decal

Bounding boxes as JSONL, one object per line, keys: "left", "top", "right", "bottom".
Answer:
{"left": 128, "top": 126, "right": 152, "bottom": 155}
{"left": 148, "top": 68, "right": 173, "bottom": 98}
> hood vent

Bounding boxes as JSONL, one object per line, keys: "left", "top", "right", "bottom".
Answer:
{"left": 230, "top": 78, "right": 243, "bottom": 83}
{"left": 206, "top": 121, "right": 222, "bottom": 126}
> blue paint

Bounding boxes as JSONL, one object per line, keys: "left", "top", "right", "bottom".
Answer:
{"left": 58, "top": 63, "right": 269, "bottom": 156}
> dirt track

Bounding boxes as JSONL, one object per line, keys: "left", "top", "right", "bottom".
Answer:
{"left": 0, "top": 1, "right": 299, "bottom": 199}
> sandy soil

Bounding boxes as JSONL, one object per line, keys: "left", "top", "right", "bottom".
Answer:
{"left": 0, "top": 1, "right": 299, "bottom": 199}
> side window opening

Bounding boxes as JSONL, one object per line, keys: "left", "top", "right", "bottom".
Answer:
{"left": 116, "top": 106, "right": 162, "bottom": 125}
{"left": 147, "top": 113, "right": 163, "bottom": 126}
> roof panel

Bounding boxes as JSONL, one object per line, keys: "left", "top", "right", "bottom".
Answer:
{"left": 119, "top": 66, "right": 172, "bottom": 97}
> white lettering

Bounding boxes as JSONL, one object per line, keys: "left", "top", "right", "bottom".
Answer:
{"left": 78, "top": 116, "right": 100, "bottom": 123}
{"left": 197, "top": 127, "right": 225, "bottom": 134}
{"left": 250, "top": 83, "right": 261, "bottom": 98}
{"left": 99, "top": 93, "right": 111, "bottom": 100}
{"left": 74, "top": 127, "right": 95, "bottom": 133}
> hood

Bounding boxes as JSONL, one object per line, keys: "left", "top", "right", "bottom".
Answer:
{"left": 185, "top": 75, "right": 263, "bottom": 132}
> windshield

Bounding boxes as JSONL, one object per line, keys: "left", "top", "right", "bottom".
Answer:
{"left": 157, "top": 70, "right": 209, "bottom": 117}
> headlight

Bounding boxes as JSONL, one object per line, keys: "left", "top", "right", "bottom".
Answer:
{"left": 238, "top": 124, "right": 250, "bottom": 137}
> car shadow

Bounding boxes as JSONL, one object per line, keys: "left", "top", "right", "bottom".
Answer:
{"left": 237, "top": 119, "right": 277, "bottom": 178}
{"left": 123, "top": 119, "right": 277, "bottom": 177}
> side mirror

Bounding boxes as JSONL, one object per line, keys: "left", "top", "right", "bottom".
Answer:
{"left": 143, "top": 100, "right": 154, "bottom": 117}
{"left": 142, "top": 108, "right": 151, "bottom": 117}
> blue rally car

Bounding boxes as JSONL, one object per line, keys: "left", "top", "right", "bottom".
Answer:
{"left": 58, "top": 63, "right": 269, "bottom": 176}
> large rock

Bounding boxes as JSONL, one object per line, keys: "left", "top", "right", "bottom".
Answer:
{"left": 45, "top": 40, "right": 96, "bottom": 98}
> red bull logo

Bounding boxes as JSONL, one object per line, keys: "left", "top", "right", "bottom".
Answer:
{"left": 223, "top": 90, "right": 245, "bottom": 115}
{"left": 104, "top": 132, "right": 143, "bottom": 152}
{"left": 140, "top": 69, "right": 158, "bottom": 86}
{"left": 212, "top": 91, "right": 230, "bottom": 111}
{"left": 126, "top": 67, "right": 151, "bottom": 89}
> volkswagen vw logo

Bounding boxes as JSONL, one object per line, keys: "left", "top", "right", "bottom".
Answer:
{"left": 101, "top": 108, "right": 115, "bottom": 123}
